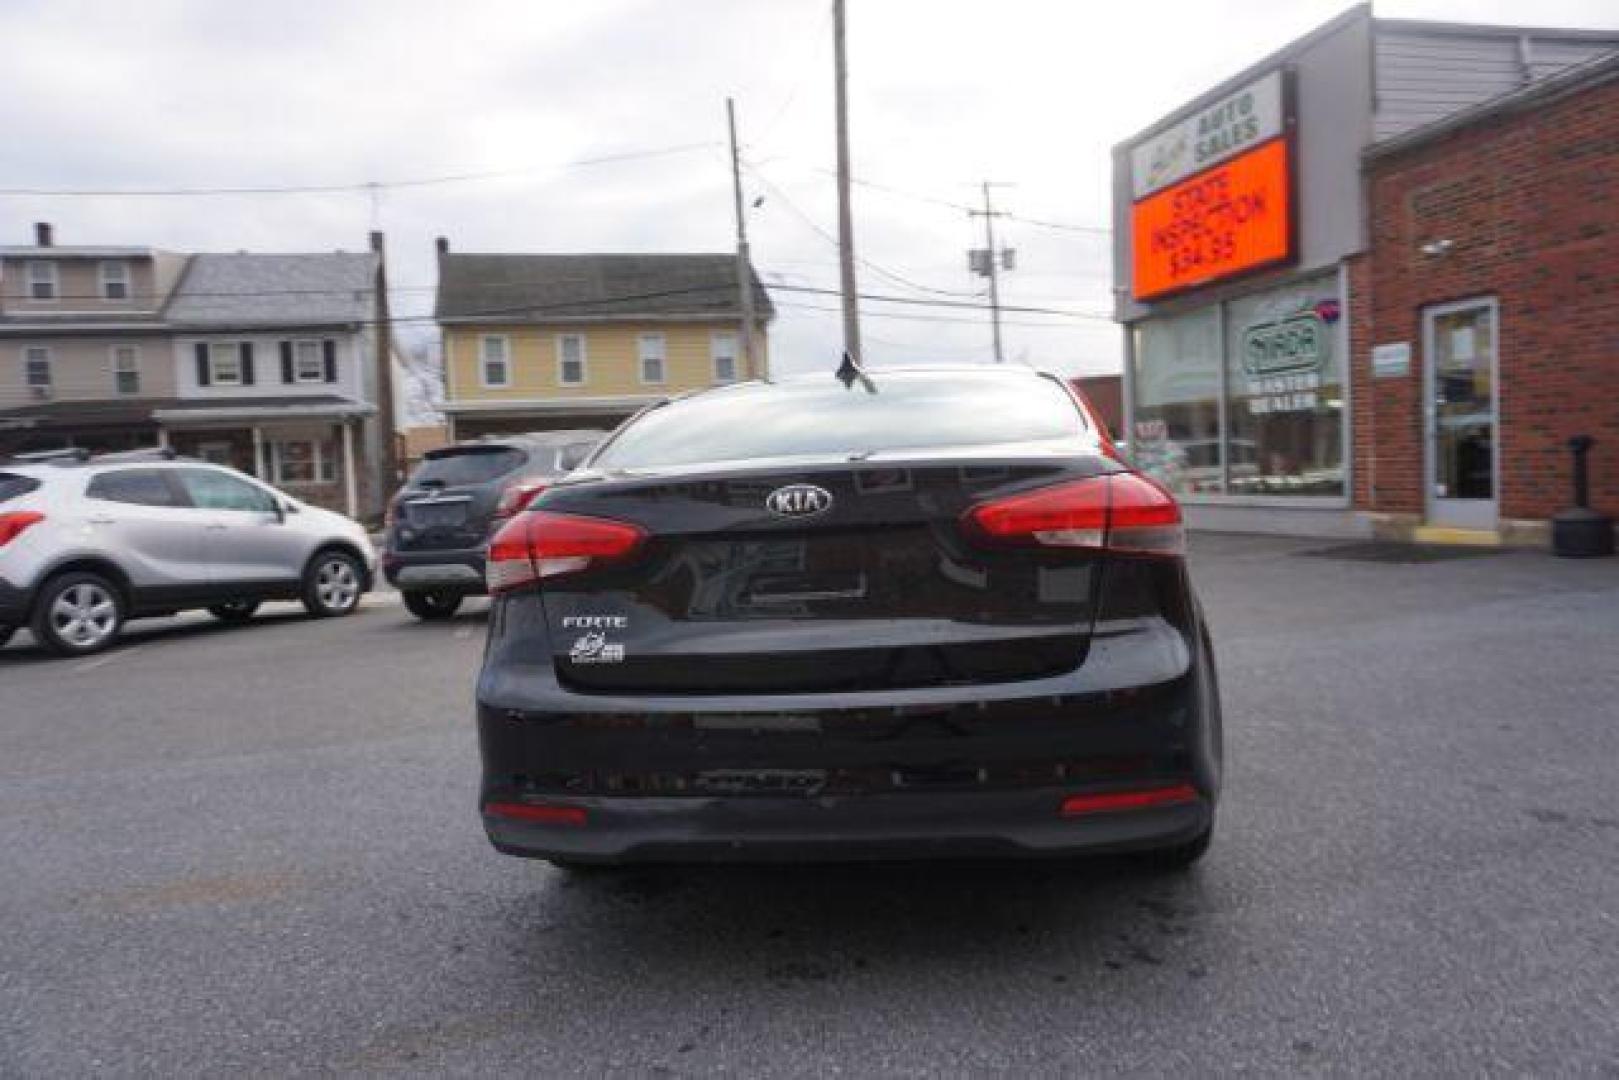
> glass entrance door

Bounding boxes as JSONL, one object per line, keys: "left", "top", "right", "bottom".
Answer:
{"left": 1424, "top": 300, "right": 1498, "bottom": 529}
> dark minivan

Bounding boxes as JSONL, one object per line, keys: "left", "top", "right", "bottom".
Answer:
{"left": 476, "top": 369, "right": 1221, "bottom": 867}
{"left": 383, "top": 431, "right": 602, "bottom": 620}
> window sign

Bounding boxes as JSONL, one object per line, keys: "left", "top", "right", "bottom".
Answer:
{"left": 1131, "top": 70, "right": 1286, "bottom": 199}
{"left": 1129, "top": 68, "right": 1296, "bottom": 302}
{"left": 1224, "top": 277, "right": 1344, "bottom": 496}
{"left": 1449, "top": 326, "right": 1476, "bottom": 363}
{"left": 1132, "top": 137, "right": 1295, "bottom": 301}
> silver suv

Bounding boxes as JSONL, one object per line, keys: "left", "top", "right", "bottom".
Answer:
{"left": 0, "top": 452, "right": 376, "bottom": 656}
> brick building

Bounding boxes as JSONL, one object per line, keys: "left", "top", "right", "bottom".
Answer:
{"left": 1352, "top": 53, "right": 1619, "bottom": 542}
{"left": 1112, "top": 5, "right": 1619, "bottom": 545}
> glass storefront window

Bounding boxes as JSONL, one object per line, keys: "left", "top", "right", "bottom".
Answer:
{"left": 1131, "top": 307, "right": 1223, "bottom": 495}
{"left": 1128, "top": 273, "right": 1346, "bottom": 500}
{"left": 1224, "top": 275, "right": 1344, "bottom": 496}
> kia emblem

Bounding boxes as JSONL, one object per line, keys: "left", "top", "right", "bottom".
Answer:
{"left": 765, "top": 484, "right": 833, "bottom": 518}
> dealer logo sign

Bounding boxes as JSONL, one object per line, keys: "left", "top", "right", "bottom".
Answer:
{"left": 765, "top": 484, "right": 833, "bottom": 519}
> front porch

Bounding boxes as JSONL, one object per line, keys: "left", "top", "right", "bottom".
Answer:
{"left": 0, "top": 399, "right": 176, "bottom": 459}
{"left": 154, "top": 400, "right": 375, "bottom": 519}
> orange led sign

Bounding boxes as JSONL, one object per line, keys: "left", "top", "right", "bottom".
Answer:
{"left": 1131, "top": 136, "right": 1294, "bottom": 302}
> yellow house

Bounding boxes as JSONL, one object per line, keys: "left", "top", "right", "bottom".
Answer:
{"left": 434, "top": 248, "right": 772, "bottom": 440}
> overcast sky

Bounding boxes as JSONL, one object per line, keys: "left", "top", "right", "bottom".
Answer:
{"left": 4, "top": 0, "right": 1616, "bottom": 379}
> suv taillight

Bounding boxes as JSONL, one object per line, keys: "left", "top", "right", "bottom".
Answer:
{"left": 486, "top": 510, "right": 646, "bottom": 593}
{"left": 964, "top": 473, "right": 1184, "bottom": 557}
{"left": 491, "top": 480, "right": 549, "bottom": 525}
{"left": 0, "top": 511, "right": 44, "bottom": 547}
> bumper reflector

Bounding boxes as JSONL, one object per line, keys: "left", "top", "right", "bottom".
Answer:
{"left": 1060, "top": 783, "right": 1198, "bottom": 817}
{"left": 485, "top": 801, "right": 587, "bottom": 826}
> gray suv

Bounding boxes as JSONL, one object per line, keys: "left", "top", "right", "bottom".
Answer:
{"left": 382, "top": 431, "right": 603, "bottom": 620}
{"left": 0, "top": 452, "right": 376, "bottom": 656}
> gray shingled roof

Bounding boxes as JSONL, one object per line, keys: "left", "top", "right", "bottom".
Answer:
{"left": 434, "top": 253, "right": 774, "bottom": 322}
{"left": 164, "top": 252, "right": 378, "bottom": 327}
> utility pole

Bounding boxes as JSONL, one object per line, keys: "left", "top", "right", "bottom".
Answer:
{"left": 833, "top": 0, "right": 862, "bottom": 363}
{"left": 726, "top": 98, "right": 760, "bottom": 379}
{"left": 968, "top": 182, "right": 1015, "bottom": 363}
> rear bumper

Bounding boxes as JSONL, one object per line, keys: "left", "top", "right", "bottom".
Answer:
{"left": 476, "top": 620, "right": 1221, "bottom": 863}
{"left": 382, "top": 547, "right": 487, "bottom": 594}
{"left": 483, "top": 787, "right": 1212, "bottom": 864}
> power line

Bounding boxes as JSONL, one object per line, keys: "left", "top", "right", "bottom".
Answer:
{"left": 7, "top": 278, "right": 1108, "bottom": 328}
{"left": 24, "top": 277, "right": 1102, "bottom": 317}
{"left": 773, "top": 300, "right": 1099, "bottom": 329}
{"left": 0, "top": 143, "right": 721, "bottom": 198}
{"left": 745, "top": 163, "right": 987, "bottom": 300}
{"left": 788, "top": 161, "right": 1110, "bottom": 236}
{"left": 750, "top": 0, "right": 835, "bottom": 150}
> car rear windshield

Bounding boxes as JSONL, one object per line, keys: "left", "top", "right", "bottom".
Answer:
{"left": 0, "top": 472, "right": 41, "bottom": 504}
{"left": 410, "top": 447, "right": 525, "bottom": 486}
{"left": 593, "top": 372, "right": 1090, "bottom": 469}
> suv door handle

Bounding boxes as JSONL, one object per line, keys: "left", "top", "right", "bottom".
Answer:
{"left": 87, "top": 516, "right": 116, "bottom": 525}
{"left": 205, "top": 523, "right": 228, "bottom": 531}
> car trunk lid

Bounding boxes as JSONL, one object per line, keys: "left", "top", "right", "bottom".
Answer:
{"left": 534, "top": 459, "right": 1109, "bottom": 694}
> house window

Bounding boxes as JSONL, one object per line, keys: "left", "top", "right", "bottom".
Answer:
{"left": 557, "top": 334, "right": 586, "bottom": 385}
{"left": 270, "top": 439, "right": 338, "bottom": 485}
{"left": 295, "top": 340, "right": 324, "bottom": 383}
{"left": 638, "top": 333, "right": 666, "bottom": 384}
{"left": 209, "top": 343, "right": 243, "bottom": 385}
{"left": 101, "top": 261, "right": 130, "bottom": 300}
{"left": 711, "top": 331, "right": 739, "bottom": 383}
{"left": 27, "top": 261, "right": 57, "bottom": 301}
{"left": 112, "top": 345, "right": 141, "bottom": 395}
{"left": 24, "top": 346, "right": 52, "bottom": 389}
{"left": 480, "top": 336, "right": 510, "bottom": 388}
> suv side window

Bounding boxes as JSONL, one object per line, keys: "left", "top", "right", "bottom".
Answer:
{"left": 176, "top": 468, "right": 279, "bottom": 513}
{"left": 86, "top": 469, "right": 182, "bottom": 508}
{"left": 0, "top": 472, "right": 42, "bottom": 504}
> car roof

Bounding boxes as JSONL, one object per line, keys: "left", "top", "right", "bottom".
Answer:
{"left": 431, "top": 431, "right": 605, "bottom": 455}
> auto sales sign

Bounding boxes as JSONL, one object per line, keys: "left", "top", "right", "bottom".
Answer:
{"left": 1129, "top": 69, "right": 1296, "bottom": 302}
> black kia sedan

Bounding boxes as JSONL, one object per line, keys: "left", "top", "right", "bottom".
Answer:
{"left": 476, "top": 367, "right": 1221, "bottom": 868}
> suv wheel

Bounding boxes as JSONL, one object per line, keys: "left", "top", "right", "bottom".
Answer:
{"left": 208, "top": 600, "right": 262, "bottom": 623}
{"left": 302, "top": 551, "right": 364, "bottom": 618}
{"left": 402, "top": 590, "right": 463, "bottom": 621}
{"left": 32, "top": 572, "right": 125, "bottom": 657}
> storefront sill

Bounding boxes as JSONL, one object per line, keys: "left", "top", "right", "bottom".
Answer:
{"left": 1182, "top": 502, "right": 1369, "bottom": 540}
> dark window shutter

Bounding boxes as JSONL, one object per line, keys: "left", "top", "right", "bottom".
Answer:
{"left": 240, "top": 342, "right": 255, "bottom": 385}
{"left": 195, "top": 343, "right": 210, "bottom": 387}
{"left": 323, "top": 339, "right": 337, "bottom": 383}
{"left": 280, "top": 341, "right": 294, "bottom": 383}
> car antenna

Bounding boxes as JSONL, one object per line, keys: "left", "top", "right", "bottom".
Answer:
{"left": 835, "top": 351, "right": 876, "bottom": 394}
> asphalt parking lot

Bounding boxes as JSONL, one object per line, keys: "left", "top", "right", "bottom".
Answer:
{"left": 2, "top": 533, "right": 1617, "bottom": 1076}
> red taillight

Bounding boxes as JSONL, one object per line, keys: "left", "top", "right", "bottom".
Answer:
{"left": 964, "top": 473, "right": 1184, "bottom": 557}
{"left": 485, "top": 510, "right": 646, "bottom": 593}
{"left": 0, "top": 511, "right": 45, "bottom": 547}
{"left": 492, "top": 480, "right": 549, "bottom": 523}
{"left": 1060, "top": 783, "right": 1198, "bottom": 817}
{"left": 484, "top": 801, "right": 587, "bottom": 826}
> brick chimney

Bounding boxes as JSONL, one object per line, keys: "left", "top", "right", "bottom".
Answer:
{"left": 34, "top": 222, "right": 53, "bottom": 247}
{"left": 435, "top": 236, "right": 449, "bottom": 257}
